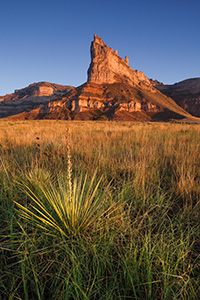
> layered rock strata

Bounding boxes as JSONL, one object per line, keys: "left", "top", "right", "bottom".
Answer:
{"left": 9, "top": 81, "right": 193, "bottom": 121}
{"left": 0, "top": 82, "right": 73, "bottom": 118}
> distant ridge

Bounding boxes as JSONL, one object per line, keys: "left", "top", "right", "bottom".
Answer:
{"left": 0, "top": 82, "right": 73, "bottom": 118}
{"left": 155, "top": 78, "right": 200, "bottom": 117}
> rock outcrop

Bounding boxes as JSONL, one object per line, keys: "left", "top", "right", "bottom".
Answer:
{"left": 87, "top": 34, "right": 151, "bottom": 87}
{"left": 155, "top": 78, "right": 200, "bottom": 117}
{"left": 0, "top": 82, "right": 73, "bottom": 118}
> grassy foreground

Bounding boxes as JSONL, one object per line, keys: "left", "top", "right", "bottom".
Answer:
{"left": 0, "top": 120, "right": 200, "bottom": 300}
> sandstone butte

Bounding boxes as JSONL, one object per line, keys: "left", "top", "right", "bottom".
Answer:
{"left": 1, "top": 34, "right": 200, "bottom": 122}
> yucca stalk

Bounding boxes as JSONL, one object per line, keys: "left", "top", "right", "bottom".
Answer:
{"left": 66, "top": 129, "right": 72, "bottom": 203}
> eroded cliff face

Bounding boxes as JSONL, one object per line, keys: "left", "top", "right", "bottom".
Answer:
{"left": 9, "top": 81, "right": 193, "bottom": 122}
{"left": 0, "top": 82, "right": 73, "bottom": 104}
{"left": 41, "top": 82, "right": 161, "bottom": 114}
{"left": 0, "top": 82, "right": 73, "bottom": 118}
{"left": 87, "top": 34, "right": 151, "bottom": 87}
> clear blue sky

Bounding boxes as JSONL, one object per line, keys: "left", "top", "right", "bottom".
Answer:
{"left": 1, "top": 0, "right": 200, "bottom": 95}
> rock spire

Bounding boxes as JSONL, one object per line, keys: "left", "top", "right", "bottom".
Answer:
{"left": 87, "top": 34, "right": 150, "bottom": 87}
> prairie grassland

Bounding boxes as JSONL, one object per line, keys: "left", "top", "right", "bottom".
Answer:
{"left": 0, "top": 120, "right": 200, "bottom": 299}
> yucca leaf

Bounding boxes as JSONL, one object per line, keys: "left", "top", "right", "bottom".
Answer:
{"left": 15, "top": 170, "right": 124, "bottom": 237}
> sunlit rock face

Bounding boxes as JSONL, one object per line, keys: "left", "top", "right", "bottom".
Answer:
{"left": 87, "top": 34, "right": 151, "bottom": 87}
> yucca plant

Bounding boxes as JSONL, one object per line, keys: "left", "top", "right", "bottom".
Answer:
{"left": 14, "top": 169, "right": 124, "bottom": 238}
{"left": 14, "top": 131, "right": 124, "bottom": 238}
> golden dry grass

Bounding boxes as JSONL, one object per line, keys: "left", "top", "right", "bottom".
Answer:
{"left": 1, "top": 120, "right": 200, "bottom": 299}
{"left": 1, "top": 119, "right": 200, "bottom": 201}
